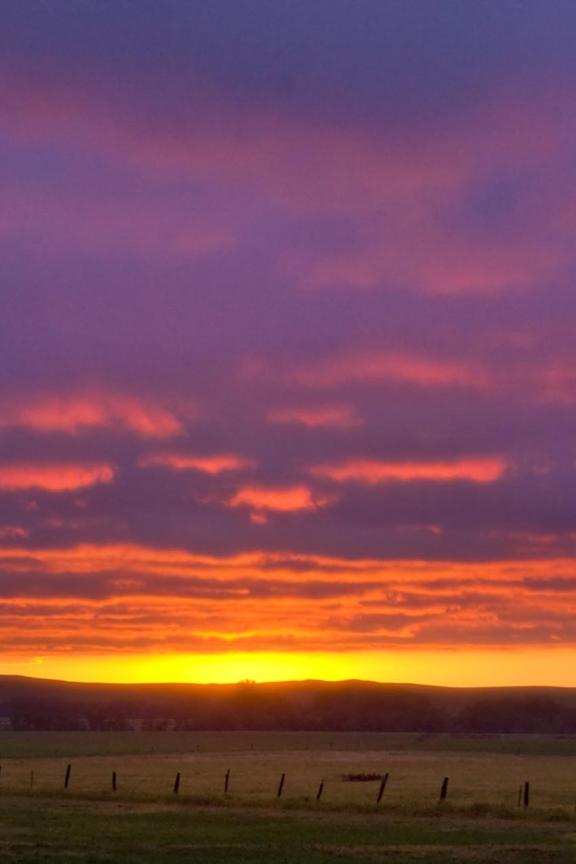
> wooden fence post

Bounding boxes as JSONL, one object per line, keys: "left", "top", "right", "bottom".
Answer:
{"left": 376, "top": 773, "right": 389, "bottom": 804}
{"left": 112, "top": 771, "right": 117, "bottom": 792}
{"left": 523, "top": 781, "right": 530, "bottom": 808}
{"left": 173, "top": 772, "right": 181, "bottom": 794}
{"left": 64, "top": 764, "right": 71, "bottom": 789}
{"left": 277, "top": 773, "right": 286, "bottom": 798}
{"left": 316, "top": 780, "right": 324, "bottom": 801}
{"left": 224, "top": 769, "right": 230, "bottom": 795}
{"left": 439, "top": 777, "right": 449, "bottom": 802}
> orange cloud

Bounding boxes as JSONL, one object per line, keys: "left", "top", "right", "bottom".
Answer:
{"left": 0, "top": 463, "right": 115, "bottom": 492}
{"left": 0, "top": 540, "right": 573, "bottom": 587}
{"left": 268, "top": 404, "right": 361, "bottom": 429}
{"left": 229, "top": 485, "right": 331, "bottom": 517}
{"left": 311, "top": 457, "right": 507, "bottom": 485}
{"left": 140, "top": 451, "right": 253, "bottom": 474}
{"left": 1, "top": 542, "right": 576, "bottom": 660}
{"left": 0, "top": 393, "right": 184, "bottom": 437}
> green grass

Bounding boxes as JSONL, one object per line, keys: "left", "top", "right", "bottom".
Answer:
{"left": 0, "top": 795, "right": 574, "bottom": 863}
{"left": 1, "top": 733, "right": 576, "bottom": 861}
{"left": 3, "top": 731, "right": 576, "bottom": 759}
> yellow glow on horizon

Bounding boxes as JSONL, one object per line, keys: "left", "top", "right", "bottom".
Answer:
{"left": 3, "top": 648, "right": 576, "bottom": 687}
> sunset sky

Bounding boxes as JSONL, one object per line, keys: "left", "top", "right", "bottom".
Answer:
{"left": 2, "top": 1, "right": 576, "bottom": 686}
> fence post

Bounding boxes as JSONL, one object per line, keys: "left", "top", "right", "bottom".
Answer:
{"left": 173, "top": 772, "right": 181, "bottom": 794}
{"left": 277, "top": 772, "right": 286, "bottom": 799}
{"left": 224, "top": 769, "right": 230, "bottom": 795}
{"left": 523, "top": 781, "right": 530, "bottom": 808}
{"left": 112, "top": 771, "right": 117, "bottom": 792}
{"left": 439, "top": 777, "right": 449, "bottom": 802}
{"left": 376, "top": 773, "right": 389, "bottom": 804}
{"left": 64, "top": 764, "right": 71, "bottom": 789}
{"left": 316, "top": 780, "right": 324, "bottom": 801}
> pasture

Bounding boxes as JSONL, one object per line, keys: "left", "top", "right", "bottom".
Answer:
{"left": 1, "top": 732, "right": 576, "bottom": 862}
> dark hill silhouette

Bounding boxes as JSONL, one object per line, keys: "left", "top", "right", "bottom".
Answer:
{"left": 2, "top": 675, "right": 576, "bottom": 733}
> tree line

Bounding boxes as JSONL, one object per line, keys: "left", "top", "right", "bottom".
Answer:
{"left": 4, "top": 679, "right": 576, "bottom": 733}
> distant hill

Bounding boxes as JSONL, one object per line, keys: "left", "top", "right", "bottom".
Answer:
{"left": 1, "top": 675, "right": 576, "bottom": 733}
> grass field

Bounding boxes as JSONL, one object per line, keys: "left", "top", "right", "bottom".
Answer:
{"left": 1, "top": 795, "right": 575, "bottom": 863}
{"left": 1, "top": 732, "right": 576, "bottom": 862}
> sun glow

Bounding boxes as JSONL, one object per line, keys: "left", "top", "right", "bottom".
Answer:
{"left": 4, "top": 648, "right": 576, "bottom": 687}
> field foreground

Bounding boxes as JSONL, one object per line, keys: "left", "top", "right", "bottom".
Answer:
{"left": 1, "top": 732, "right": 576, "bottom": 862}
{"left": 1, "top": 795, "right": 575, "bottom": 864}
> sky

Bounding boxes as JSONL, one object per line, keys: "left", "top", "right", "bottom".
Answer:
{"left": 1, "top": 1, "right": 576, "bottom": 686}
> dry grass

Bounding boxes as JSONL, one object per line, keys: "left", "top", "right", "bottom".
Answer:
{"left": 0, "top": 732, "right": 576, "bottom": 813}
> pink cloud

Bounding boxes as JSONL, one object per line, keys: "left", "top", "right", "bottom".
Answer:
{"left": 277, "top": 349, "right": 576, "bottom": 407}
{"left": 0, "top": 525, "right": 29, "bottom": 540}
{"left": 1, "top": 72, "right": 574, "bottom": 306}
{"left": 0, "top": 393, "right": 185, "bottom": 437}
{"left": 1, "top": 71, "right": 570, "bottom": 216}
{"left": 290, "top": 350, "right": 486, "bottom": 390}
{"left": 311, "top": 456, "right": 508, "bottom": 485}
{"left": 300, "top": 220, "right": 563, "bottom": 296}
{"left": 140, "top": 451, "right": 254, "bottom": 474}
{"left": 0, "top": 75, "right": 467, "bottom": 210}
{"left": 268, "top": 404, "right": 361, "bottom": 429}
{"left": 0, "top": 463, "right": 115, "bottom": 492}
{"left": 0, "top": 177, "right": 236, "bottom": 260}
{"left": 228, "top": 485, "right": 332, "bottom": 520}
